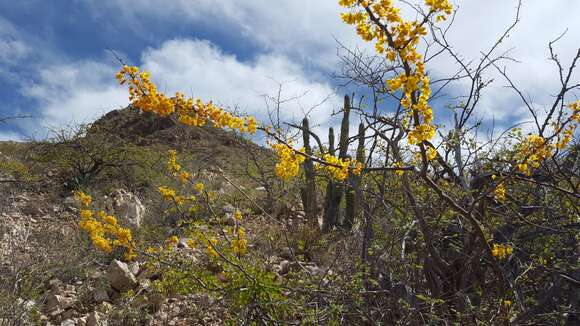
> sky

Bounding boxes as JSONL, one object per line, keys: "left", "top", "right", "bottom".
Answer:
{"left": 0, "top": 0, "right": 578, "bottom": 141}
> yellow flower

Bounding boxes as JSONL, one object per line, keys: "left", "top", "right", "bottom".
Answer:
{"left": 158, "top": 186, "right": 176, "bottom": 201}
{"left": 272, "top": 143, "right": 306, "bottom": 180}
{"left": 74, "top": 191, "right": 92, "bottom": 207}
{"left": 491, "top": 243, "right": 513, "bottom": 260}
{"left": 232, "top": 227, "right": 248, "bottom": 256}
{"left": 515, "top": 135, "right": 553, "bottom": 176}
{"left": 494, "top": 182, "right": 506, "bottom": 203}
{"left": 194, "top": 182, "right": 205, "bottom": 193}
{"left": 206, "top": 237, "right": 219, "bottom": 258}
{"left": 234, "top": 210, "right": 243, "bottom": 221}
{"left": 426, "top": 147, "right": 437, "bottom": 161}
{"left": 395, "top": 162, "right": 405, "bottom": 176}
{"left": 166, "top": 235, "right": 179, "bottom": 248}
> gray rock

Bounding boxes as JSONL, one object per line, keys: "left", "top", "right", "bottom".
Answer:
{"left": 61, "top": 319, "right": 76, "bottom": 326}
{"left": 278, "top": 247, "right": 294, "bottom": 260}
{"left": 105, "top": 260, "right": 138, "bottom": 292}
{"left": 222, "top": 204, "right": 236, "bottom": 214}
{"left": 278, "top": 260, "right": 291, "bottom": 275}
{"left": 128, "top": 261, "right": 140, "bottom": 276}
{"left": 92, "top": 289, "right": 110, "bottom": 304}
{"left": 177, "top": 238, "right": 192, "bottom": 249}
{"left": 45, "top": 294, "right": 75, "bottom": 312}
{"left": 103, "top": 189, "right": 144, "bottom": 229}
{"left": 223, "top": 213, "right": 236, "bottom": 226}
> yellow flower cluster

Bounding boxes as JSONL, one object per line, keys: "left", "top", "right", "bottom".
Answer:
{"left": 317, "top": 154, "right": 363, "bottom": 180}
{"left": 75, "top": 191, "right": 136, "bottom": 260}
{"left": 159, "top": 186, "right": 190, "bottom": 206}
{"left": 232, "top": 227, "right": 248, "bottom": 256}
{"left": 206, "top": 237, "right": 219, "bottom": 258}
{"left": 272, "top": 143, "right": 306, "bottom": 180}
{"left": 76, "top": 191, "right": 92, "bottom": 206}
{"left": 394, "top": 161, "right": 405, "bottom": 176}
{"left": 158, "top": 186, "right": 176, "bottom": 200}
{"left": 515, "top": 135, "right": 553, "bottom": 176}
{"left": 234, "top": 210, "right": 243, "bottom": 221}
{"left": 339, "top": 0, "right": 452, "bottom": 146}
{"left": 165, "top": 235, "right": 179, "bottom": 249}
{"left": 555, "top": 124, "right": 575, "bottom": 150}
{"left": 491, "top": 243, "right": 513, "bottom": 260}
{"left": 569, "top": 100, "right": 580, "bottom": 123}
{"left": 426, "top": 147, "right": 438, "bottom": 161}
{"left": 167, "top": 149, "right": 181, "bottom": 174}
{"left": 494, "top": 182, "right": 506, "bottom": 203}
{"left": 116, "top": 65, "right": 257, "bottom": 134}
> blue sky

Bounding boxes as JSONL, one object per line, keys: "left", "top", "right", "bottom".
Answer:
{"left": 0, "top": 0, "right": 578, "bottom": 141}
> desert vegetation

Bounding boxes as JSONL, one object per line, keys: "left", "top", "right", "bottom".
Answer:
{"left": 1, "top": 0, "right": 579, "bottom": 325}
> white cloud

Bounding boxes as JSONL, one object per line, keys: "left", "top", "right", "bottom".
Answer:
{"left": 16, "top": 39, "right": 339, "bottom": 139}
{"left": 21, "top": 61, "right": 128, "bottom": 134}
{"left": 140, "top": 39, "right": 339, "bottom": 125}
{"left": 85, "top": 0, "right": 361, "bottom": 70}
{"left": 426, "top": 0, "right": 580, "bottom": 126}
{"left": 0, "top": 17, "right": 30, "bottom": 65}
{"left": 8, "top": 0, "right": 580, "bottom": 141}
{"left": 87, "top": 0, "right": 580, "bottom": 127}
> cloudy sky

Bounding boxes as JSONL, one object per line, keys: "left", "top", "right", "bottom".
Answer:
{"left": 0, "top": 0, "right": 578, "bottom": 141}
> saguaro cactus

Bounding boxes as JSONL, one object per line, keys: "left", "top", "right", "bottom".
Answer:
{"left": 323, "top": 95, "right": 351, "bottom": 232}
{"left": 322, "top": 127, "right": 337, "bottom": 232}
{"left": 344, "top": 122, "right": 365, "bottom": 230}
{"left": 301, "top": 118, "right": 317, "bottom": 223}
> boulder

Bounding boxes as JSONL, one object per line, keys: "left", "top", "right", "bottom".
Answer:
{"left": 105, "top": 260, "right": 138, "bottom": 292}
{"left": 103, "top": 189, "right": 144, "bottom": 229}
{"left": 92, "top": 289, "right": 110, "bottom": 304}
{"left": 45, "top": 294, "right": 75, "bottom": 312}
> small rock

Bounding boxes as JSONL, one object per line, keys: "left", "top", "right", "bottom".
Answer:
{"left": 45, "top": 294, "right": 75, "bottom": 312}
{"left": 177, "top": 238, "right": 192, "bottom": 249}
{"left": 278, "top": 247, "right": 294, "bottom": 260}
{"left": 93, "top": 289, "right": 110, "bottom": 304}
{"left": 61, "top": 319, "right": 76, "bottom": 326}
{"left": 223, "top": 213, "right": 236, "bottom": 226}
{"left": 278, "top": 260, "right": 291, "bottom": 275}
{"left": 105, "top": 260, "right": 138, "bottom": 292}
{"left": 63, "top": 197, "right": 75, "bottom": 205}
{"left": 222, "top": 204, "right": 236, "bottom": 214}
{"left": 87, "top": 269, "right": 102, "bottom": 280}
{"left": 306, "top": 265, "right": 323, "bottom": 276}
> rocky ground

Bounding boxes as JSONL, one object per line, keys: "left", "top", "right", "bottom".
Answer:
{"left": 0, "top": 108, "right": 346, "bottom": 325}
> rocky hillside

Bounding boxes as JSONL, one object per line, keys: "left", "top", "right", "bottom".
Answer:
{"left": 0, "top": 107, "right": 302, "bottom": 325}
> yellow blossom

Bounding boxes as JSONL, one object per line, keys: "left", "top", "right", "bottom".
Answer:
{"left": 158, "top": 186, "right": 177, "bottom": 201}
{"left": 494, "top": 182, "right": 506, "bottom": 203}
{"left": 194, "top": 182, "right": 205, "bottom": 193}
{"left": 206, "top": 237, "right": 219, "bottom": 258}
{"left": 492, "top": 243, "right": 513, "bottom": 260}
{"left": 234, "top": 210, "right": 243, "bottom": 221}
